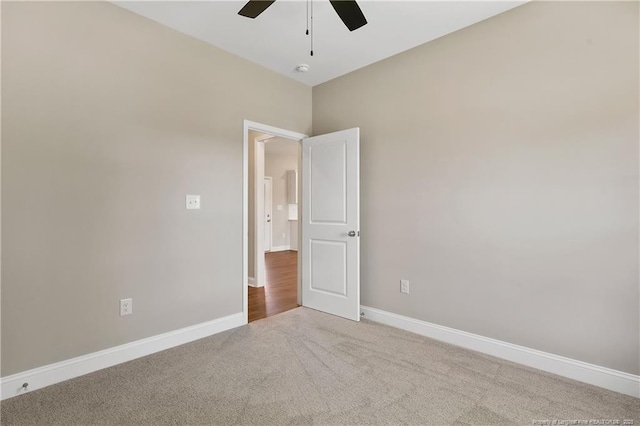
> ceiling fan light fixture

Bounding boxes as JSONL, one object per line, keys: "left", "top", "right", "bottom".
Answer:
{"left": 295, "top": 64, "right": 310, "bottom": 73}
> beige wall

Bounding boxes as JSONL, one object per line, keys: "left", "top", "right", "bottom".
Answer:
{"left": 313, "top": 1, "right": 639, "bottom": 374}
{"left": 1, "top": 1, "right": 311, "bottom": 376}
{"left": 265, "top": 141, "right": 299, "bottom": 250}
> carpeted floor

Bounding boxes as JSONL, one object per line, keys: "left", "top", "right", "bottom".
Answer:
{"left": 1, "top": 307, "right": 638, "bottom": 425}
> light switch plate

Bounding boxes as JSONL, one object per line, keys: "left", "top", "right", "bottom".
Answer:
{"left": 186, "top": 195, "right": 201, "bottom": 210}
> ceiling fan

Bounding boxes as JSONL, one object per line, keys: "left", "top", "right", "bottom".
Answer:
{"left": 238, "top": 0, "right": 368, "bottom": 32}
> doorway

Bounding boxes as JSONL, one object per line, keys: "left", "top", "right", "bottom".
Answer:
{"left": 243, "top": 121, "right": 362, "bottom": 325}
{"left": 243, "top": 121, "right": 305, "bottom": 323}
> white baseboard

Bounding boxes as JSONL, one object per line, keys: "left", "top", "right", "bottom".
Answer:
{"left": 269, "top": 245, "right": 291, "bottom": 252}
{"left": 1, "top": 312, "right": 244, "bottom": 401}
{"left": 360, "top": 306, "right": 640, "bottom": 398}
{"left": 247, "top": 276, "right": 257, "bottom": 287}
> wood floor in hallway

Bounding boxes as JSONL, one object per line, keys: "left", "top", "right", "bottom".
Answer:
{"left": 248, "top": 250, "right": 299, "bottom": 322}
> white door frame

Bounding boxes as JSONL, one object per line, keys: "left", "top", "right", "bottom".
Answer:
{"left": 243, "top": 120, "right": 307, "bottom": 325}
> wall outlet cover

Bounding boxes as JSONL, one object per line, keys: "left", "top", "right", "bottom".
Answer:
{"left": 120, "top": 298, "right": 133, "bottom": 316}
{"left": 186, "top": 195, "right": 201, "bottom": 210}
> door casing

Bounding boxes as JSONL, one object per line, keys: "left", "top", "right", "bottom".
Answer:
{"left": 243, "top": 120, "right": 307, "bottom": 325}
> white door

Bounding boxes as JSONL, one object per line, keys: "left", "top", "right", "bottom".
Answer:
{"left": 264, "top": 177, "right": 273, "bottom": 252}
{"left": 301, "top": 128, "right": 360, "bottom": 321}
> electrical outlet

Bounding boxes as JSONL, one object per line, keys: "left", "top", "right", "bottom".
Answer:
{"left": 120, "top": 298, "right": 133, "bottom": 316}
{"left": 400, "top": 280, "right": 410, "bottom": 294}
{"left": 186, "top": 195, "right": 201, "bottom": 210}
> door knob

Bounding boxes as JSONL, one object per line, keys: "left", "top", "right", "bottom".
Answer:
{"left": 348, "top": 231, "right": 357, "bottom": 237}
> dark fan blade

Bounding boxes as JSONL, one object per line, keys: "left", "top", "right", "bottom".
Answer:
{"left": 238, "top": 0, "right": 276, "bottom": 18}
{"left": 329, "top": 0, "right": 367, "bottom": 31}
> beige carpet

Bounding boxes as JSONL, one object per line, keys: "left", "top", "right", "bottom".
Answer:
{"left": 1, "top": 307, "right": 638, "bottom": 425}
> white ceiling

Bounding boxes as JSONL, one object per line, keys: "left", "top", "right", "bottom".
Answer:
{"left": 114, "top": 0, "right": 526, "bottom": 87}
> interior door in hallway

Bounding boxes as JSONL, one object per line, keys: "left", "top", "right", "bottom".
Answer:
{"left": 264, "top": 177, "right": 272, "bottom": 252}
{"left": 301, "top": 128, "right": 360, "bottom": 321}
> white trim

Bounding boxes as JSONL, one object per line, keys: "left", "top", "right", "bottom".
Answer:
{"left": 360, "top": 306, "right": 640, "bottom": 398}
{"left": 243, "top": 120, "right": 307, "bottom": 323}
{"left": 243, "top": 121, "right": 248, "bottom": 324}
{"left": 269, "top": 245, "right": 291, "bottom": 252}
{"left": 1, "top": 312, "right": 244, "bottom": 400}
{"left": 296, "top": 145, "right": 302, "bottom": 306}
{"left": 247, "top": 276, "right": 257, "bottom": 287}
{"left": 255, "top": 134, "right": 275, "bottom": 143}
